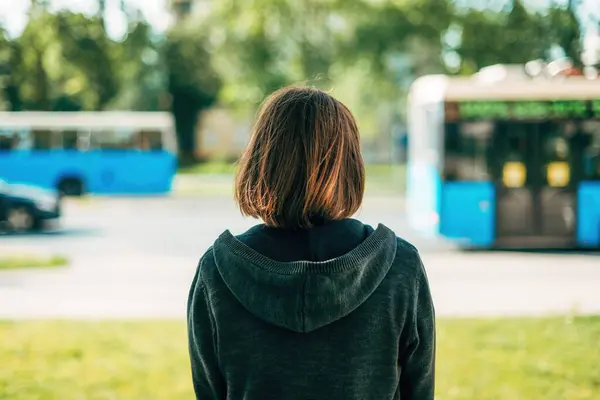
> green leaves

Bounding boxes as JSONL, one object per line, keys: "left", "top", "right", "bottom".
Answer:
{"left": 164, "top": 23, "right": 222, "bottom": 161}
{"left": 453, "top": 1, "right": 584, "bottom": 73}
{"left": 54, "top": 12, "right": 118, "bottom": 110}
{"left": 0, "top": 8, "right": 167, "bottom": 113}
{"left": 0, "top": 0, "right": 587, "bottom": 159}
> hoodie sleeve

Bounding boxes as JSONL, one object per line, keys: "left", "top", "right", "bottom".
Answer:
{"left": 187, "top": 258, "right": 226, "bottom": 400}
{"left": 399, "top": 253, "right": 436, "bottom": 399}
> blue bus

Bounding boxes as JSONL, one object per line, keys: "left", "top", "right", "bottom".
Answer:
{"left": 406, "top": 65, "right": 600, "bottom": 249}
{"left": 0, "top": 112, "right": 177, "bottom": 196}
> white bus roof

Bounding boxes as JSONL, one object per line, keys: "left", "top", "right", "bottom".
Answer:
{"left": 411, "top": 68, "right": 600, "bottom": 102}
{"left": 444, "top": 77, "right": 600, "bottom": 101}
{"left": 0, "top": 112, "right": 174, "bottom": 129}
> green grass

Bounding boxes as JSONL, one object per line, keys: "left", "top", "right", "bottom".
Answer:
{"left": 364, "top": 163, "right": 406, "bottom": 194}
{"left": 177, "top": 161, "right": 406, "bottom": 195}
{"left": 437, "top": 317, "right": 600, "bottom": 399}
{"left": 0, "top": 255, "right": 68, "bottom": 271}
{"left": 178, "top": 161, "right": 237, "bottom": 175}
{"left": 1, "top": 317, "right": 599, "bottom": 399}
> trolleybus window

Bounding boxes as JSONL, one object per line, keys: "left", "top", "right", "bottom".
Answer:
{"left": 0, "top": 128, "right": 31, "bottom": 150}
{"left": 32, "top": 129, "right": 58, "bottom": 150}
{"left": 581, "top": 120, "right": 600, "bottom": 180}
{"left": 89, "top": 129, "right": 164, "bottom": 151}
{"left": 0, "top": 132, "right": 13, "bottom": 151}
{"left": 91, "top": 129, "right": 135, "bottom": 150}
{"left": 61, "top": 129, "right": 80, "bottom": 150}
{"left": 138, "top": 129, "right": 163, "bottom": 151}
{"left": 444, "top": 121, "right": 493, "bottom": 181}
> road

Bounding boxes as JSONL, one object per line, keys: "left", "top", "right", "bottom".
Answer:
{"left": 1, "top": 193, "right": 599, "bottom": 319}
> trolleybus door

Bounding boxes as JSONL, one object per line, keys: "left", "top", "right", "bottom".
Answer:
{"left": 495, "top": 122, "right": 577, "bottom": 246}
{"left": 538, "top": 122, "right": 578, "bottom": 241}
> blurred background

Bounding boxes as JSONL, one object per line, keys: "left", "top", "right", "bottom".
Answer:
{"left": 1, "top": 1, "right": 600, "bottom": 399}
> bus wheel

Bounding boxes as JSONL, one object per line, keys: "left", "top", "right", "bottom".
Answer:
{"left": 7, "top": 206, "right": 35, "bottom": 233}
{"left": 58, "top": 177, "right": 85, "bottom": 197}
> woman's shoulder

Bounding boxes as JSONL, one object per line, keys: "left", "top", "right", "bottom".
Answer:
{"left": 354, "top": 221, "right": 426, "bottom": 282}
{"left": 192, "top": 245, "right": 218, "bottom": 287}
{"left": 193, "top": 229, "right": 247, "bottom": 287}
{"left": 387, "top": 234, "right": 428, "bottom": 281}
{"left": 365, "top": 222, "right": 420, "bottom": 261}
{"left": 394, "top": 235, "right": 420, "bottom": 258}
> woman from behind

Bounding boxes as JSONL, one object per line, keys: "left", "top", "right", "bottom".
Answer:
{"left": 187, "top": 86, "right": 436, "bottom": 400}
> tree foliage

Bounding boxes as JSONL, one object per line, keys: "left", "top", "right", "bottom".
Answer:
{"left": 0, "top": 0, "right": 589, "bottom": 159}
{"left": 54, "top": 12, "right": 118, "bottom": 110}
{"left": 165, "top": 24, "right": 221, "bottom": 163}
{"left": 453, "top": 0, "right": 584, "bottom": 73}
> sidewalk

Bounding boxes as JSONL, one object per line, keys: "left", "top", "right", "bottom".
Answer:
{"left": 0, "top": 244, "right": 54, "bottom": 257}
{"left": 2, "top": 251, "right": 600, "bottom": 319}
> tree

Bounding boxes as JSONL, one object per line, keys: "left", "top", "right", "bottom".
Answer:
{"left": 454, "top": 1, "right": 545, "bottom": 73}
{"left": 10, "top": 9, "right": 55, "bottom": 110}
{"left": 0, "top": 28, "right": 17, "bottom": 111}
{"left": 453, "top": 0, "right": 584, "bottom": 74}
{"left": 0, "top": 0, "right": 589, "bottom": 164}
{"left": 108, "top": 15, "right": 167, "bottom": 112}
{"left": 54, "top": 11, "right": 118, "bottom": 110}
{"left": 204, "top": 0, "right": 360, "bottom": 108}
{"left": 165, "top": 25, "right": 221, "bottom": 164}
{"left": 1, "top": 3, "right": 168, "bottom": 115}
{"left": 331, "top": 0, "right": 453, "bottom": 142}
{"left": 347, "top": 0, "right": 453, "bottom": 76}
{"left": 546, "top": 1, "right": 582, "bottom": 65}
{"left": 2, "top": 7, "right": 121, "bottom": 112}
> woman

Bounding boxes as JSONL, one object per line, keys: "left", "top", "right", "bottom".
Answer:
{"left": 187, "top": 86, "right": 436, "bottom": 400}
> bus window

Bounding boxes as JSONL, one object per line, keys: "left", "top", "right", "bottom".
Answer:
{"left": 0, "top": 128, "right": 32, "bottom": 151}
{"left": 0, "top": 131, "right": 14, "bottom": 151}
{"left": 77, "top": 130, "right": 92, "bottom": 151}
{"left": 32, "top": 129, "right": 59, "bottom": 150}
{"left": 444, "top": 122, "right": 493, "bottom": 181}
{"left": 581, "top": 120, "right": 600, "bottom": 180}
{"left": 61, "top": 130, "right": 79, "bottom": 150}
{"left": 138, "top": 129, "right": 163, "bottom": 151}
{"left": 91, "top": 129, "right": 135, "bottom": 150}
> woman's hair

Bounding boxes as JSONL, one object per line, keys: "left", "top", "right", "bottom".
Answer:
{"left": 235, "top": 86, "right": 365, "bottom": 229}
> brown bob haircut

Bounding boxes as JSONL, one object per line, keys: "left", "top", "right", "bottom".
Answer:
{"left": 235, "top": 86, "right": 365, "bottom": 229}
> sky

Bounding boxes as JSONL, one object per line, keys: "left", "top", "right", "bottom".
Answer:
{"left": 0, "top": 0, "right": 171, "bottom": 39}
{"left": 0, "top": 0, "right": 598, "bottom": 40}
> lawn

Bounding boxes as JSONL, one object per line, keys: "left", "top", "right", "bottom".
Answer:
{"left": 0, "top": 255, "right": 68, "bottom": 271}
{"left": 178, "top": 161, "right": 406, "bottom": 194}
{"left": 1, "top": 317, "right": 599, "bottom": 400}
{"left": 178, "top": 161, "right": 237, "bottom": 175}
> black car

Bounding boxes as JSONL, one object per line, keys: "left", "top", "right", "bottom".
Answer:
{"left": 0, "top": 178, "right": 61, "bottom": 232}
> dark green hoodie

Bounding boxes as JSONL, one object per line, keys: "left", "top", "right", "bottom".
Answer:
{"left": 187, "top": 219, "right": 435, "bottom": 400}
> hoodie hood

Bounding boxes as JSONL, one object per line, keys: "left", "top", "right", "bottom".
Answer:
{"left": 212, "top": 223, "right": 398, "bottom": 333}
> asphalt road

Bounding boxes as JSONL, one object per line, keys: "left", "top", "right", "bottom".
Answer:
{"left": 1, "top": 193, "right": 599, "bottom": 319}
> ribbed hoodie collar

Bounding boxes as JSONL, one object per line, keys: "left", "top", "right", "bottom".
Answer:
{"left": 212, "top": 222, "right": 398, "bottom": 332}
